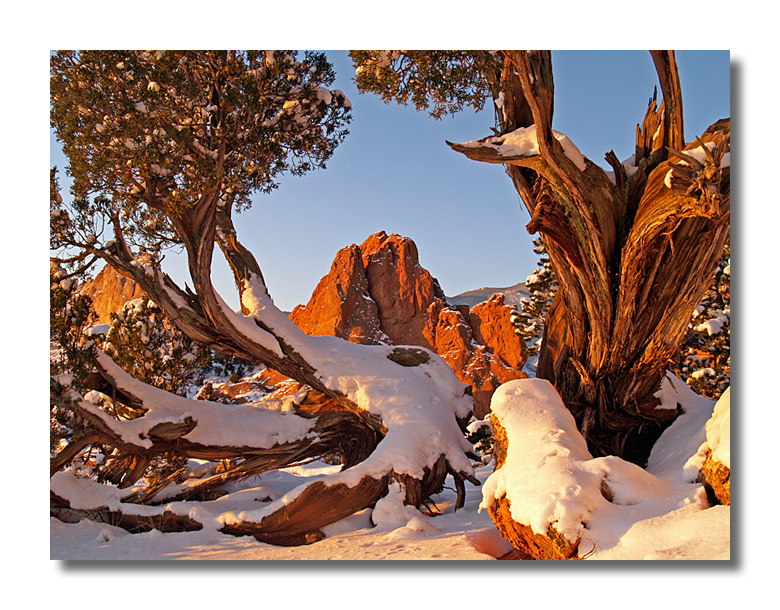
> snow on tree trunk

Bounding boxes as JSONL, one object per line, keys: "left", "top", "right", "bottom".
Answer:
{"left": 448, "top": 51, "right": 730, "bottom": 465}
{"left": 51, "top": 335, "right": 478, "bottom": 543}
{"left": 481, "top": 378, "right": 713, "bottom": 559}
{"left": 49, "top": 51, "right": 480, "bottom": 543}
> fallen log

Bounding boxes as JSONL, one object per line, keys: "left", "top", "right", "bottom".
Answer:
{"left": 51, "top": 345, "right": 478, "bottom": 543}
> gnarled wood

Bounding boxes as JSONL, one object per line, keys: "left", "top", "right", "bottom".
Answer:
{"left": 220, "top": 475, "right": 389, "bottom": 546}
{"left": 51, "top": 345, "right": 474, "bottom": 541}
{"left": 484, "top": 410, "right": 584, "bottom": 559}
{"left": 649, "top": 51, "right": 685, "bottom": 153}
{"left": 51, "top": 50, "right": 479, "bottom": 546}
{"left": 701, "top": 450, "right": 730, "bottom": 506}
{"left": 488, "top": 496, "right": 580, "bottom": 560}
{"left": 449, "top": 50, "right": 730, "bottom": 465}
{"left": 51, "top": 491, "right": 204, "bottom": 534}
{"left": 54, "top": 356, "right": 384, "bottom": 501}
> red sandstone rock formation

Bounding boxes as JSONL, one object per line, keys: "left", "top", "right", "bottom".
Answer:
{"left": 359, "top": 232, "right": 445, "bottom": 349}
{"left": 81, "top": 264, "right": 146, "bottom": 324}
{"left": 289, "top": 244, "right": 387, "bottom": 344}
{"left": 290, "top": 232, "right": 527, "bottom": 418}
{"left": 290, "top": 231, "right": 444, "bottom": 348}
{"left": 436, "top": 294, "right": 528, "bottom": 417}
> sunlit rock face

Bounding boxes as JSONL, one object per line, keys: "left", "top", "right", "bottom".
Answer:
{"left": 359, "top": 231, "right": 445, "bottom": 349}
{"left": 81, "top": 265, "right": 146, "bottom": 324}
{"left": 289, "top": 242, "right": 386, "bottom": 345}
{"left": 290, "top": 232, "right": 527, "bottom": 418}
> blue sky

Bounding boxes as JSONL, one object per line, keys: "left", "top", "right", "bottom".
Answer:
{"left": 50, "top": 50, "right": 730, "bottom": 312}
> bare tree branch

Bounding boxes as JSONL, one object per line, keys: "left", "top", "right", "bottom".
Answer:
{"left": 650, "top": 51, "right": 685, "bottom": 153}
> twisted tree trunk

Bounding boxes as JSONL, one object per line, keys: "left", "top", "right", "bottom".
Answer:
{"left": 51, "top": 132, "right": 478, "bottom": 547}
{"left": 449, "top": 51, "right": 730, "bottom": 464}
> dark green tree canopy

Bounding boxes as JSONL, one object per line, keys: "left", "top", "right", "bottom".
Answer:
{"left": 350, "top": 50, "right": 501, "bottom": 120}
{"left": 51, "top": 50, "right": 352, "bottom": 259}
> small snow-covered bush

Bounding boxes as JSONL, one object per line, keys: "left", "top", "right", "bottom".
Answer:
{"left": 50, "top": 264, "right": 97, "bottom": 454}
{"left": 672, "top": 242, "right": 730, "bottom": 399}
{"left": 98, "top": 297, "right": 212, "bottom": 397}
{"left": 465, "top": 417, "right": 494, "bottom": 464}
{"left": 509, "top": 236, "right": 558, "bottom": 359}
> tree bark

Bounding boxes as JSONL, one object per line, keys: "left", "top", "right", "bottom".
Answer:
{"left": 52, "top": 319, "right": 475, "bottom": 541}
{"left": 51, "top": 50, "right": 479, "bottom": 544}
{"left": 448, "top": 51, "right": 730, "bottom": 464}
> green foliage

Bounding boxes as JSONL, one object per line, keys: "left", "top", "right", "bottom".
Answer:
{"left": 196, "top": 382, "right": 217, "bottom": 402}
{"left": 99, "top": 297, "right": 213, "bottom": 396}
{"left": 671, "top": 243, "right": 730, "bottom": 399}
{"left": 349, "top": 51, "right": 502, "bottom": 119}
{"left": 50, "top": 262, "right": 97, "bottom": 454}
{"left": 50, "top": 49, "right": 352, "bottom": 447}
{"left": 207, "top": 351, "right": 252, "bottom": 382}
{"left": 465, "top": 419, "right": 494, "bottom": 465}
{"left": 510, "top": 237, "right": 558, "bottom": 358}
{"left": 50, "top": 264, "right": 96, "bottom": 386}
{"left": 50, "top": 50, "right": 352, "bottom": 256}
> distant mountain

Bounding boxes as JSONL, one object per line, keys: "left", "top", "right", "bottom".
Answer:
{"left": 448, "top": 282, "right": 530, "bottom": 310}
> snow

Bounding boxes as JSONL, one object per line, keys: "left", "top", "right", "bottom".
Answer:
{"left": 664, "top": 168, "right": 674, "bottom": 188}
{"left": 647, "top": 373, "right": 715, "bottom": 480}
{"left": 84, "top": 323, "right": 111, "bottom": 337}
{"left": 51, "top": 458, "right": 509, "bottom": 561}
{"left": 680, "top": 141, "right": 720, "bottom": 167}
{"left": 370, "top": 481, "right": 431, "bottom": 530}
{"left": 692, "top": 367, "right": 716, "bottom": 379}
{"left": 478, "top": 377, "right": 727, "bottom": 558}
{"left": 78, "top": 350, "right": 320, "bottom": 450}
{"left": 479, "top": 379, "right": 599, "bottom": 542}
{"left": 331, "top": 89, "right": 351, "bottom": 108}
{"left": 654, "top": 372, "right": 683, "bottom": 411}
{"left": 51, "top": 275, "right": 731, "bottom": 562}
{"left": 53, "top": 373, "right": 74, "bottom": 387}
{"left": 158, "top": 275, "right": 191, "bottom": 310}
{"left": 707, "top": 388, "right": 731, "bottom": 468}
{"left": 665, "top": 141, "right": 730, "bottom": 189}
{"left": 50, "top": 371, "right": 730, "bottom": 560}
{"left": 695, "top": 312, "right": 729, "bottom": 335}
{"left": 233, "top": 273, "right": 477, "bottom": 488}
{"left": 315, "top": 86, "right": 332, "bottom": 105}
{"left": 586, "top": 503, "right": 730, "bottom": 560}
{"left": 51, "top": 470, "right": 136, "bottom": 512}
{"left": 53, "top": 273, "right": 479, "bottom": 538}
{"left": 458, "top": 125, "right": 587, "bottom": 171}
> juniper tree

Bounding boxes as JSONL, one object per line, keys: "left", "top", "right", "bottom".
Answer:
{"left": 50, "top": 262, "right": 96, "bottom": 454}
{"left": 99, "top": 296, "right": 213, "bottom": 397}
{"left": 510, "top": 236, "right": 558, "bottom": 360}
{"left": 351, "top": 50, "right": 730, "bottom": 464}
{"left": 672, "top": 241, "right": 730, "bottom": 399}
{"left": 50, "top": 51, "right": 480, "bottom": 543}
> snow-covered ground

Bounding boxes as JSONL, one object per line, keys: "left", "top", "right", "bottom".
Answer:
{"left": 50, "top": 373, "right": 729, "bottom": 562}
{"left": 51, "top": 460, "right": 513, "bottom": 560}
{"left": 49, "top": 457, "right": 728, "bottom": 561}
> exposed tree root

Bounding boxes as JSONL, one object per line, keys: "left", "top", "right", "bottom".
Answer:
{"left": 51, "top": 348, "right": 478, "bottom": 543}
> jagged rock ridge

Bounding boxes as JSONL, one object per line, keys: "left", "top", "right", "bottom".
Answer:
{"left": 290, "top": 232, "right": 527, "bottom": 417}
{"left": 77, "top": 233, "right": 527, "bottom": 418}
